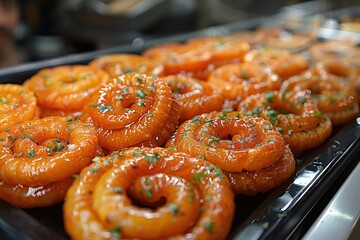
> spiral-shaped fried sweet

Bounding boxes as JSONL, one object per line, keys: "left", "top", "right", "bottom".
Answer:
{"left": 0, "top": 116, "right": 98, "bottom": 207}
{"left": 281, "top": 66, "right": 359, "bottom": 126}
{"left": 207, "top": 62, "right": 281, "bottom": 101}
{"left": 162, "top": 75, "right": 224, "bottom": 122}
{"left": 23, "top": 65, "right": 110, "bottom": 113}
{"left": 64, "top": 147, "right": 234, "bottom": 240}
{"left": 166, "top": 112, "right": 295, "bottom": 195}
{"left": 244, "top": 48, "right": 308, "bottom": 80}
{"left": 238, "top": 90, "right": 332, "bottom": 153}
{"left": 89, "top": 53, "right": 164, "bottom": 79}
{"left": 81, "top": 74, "right": 179, "bottom": 150}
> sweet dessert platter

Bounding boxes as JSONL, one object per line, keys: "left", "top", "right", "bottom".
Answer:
{"left": 0, "top": 7, "right": 359, "bottom": 240}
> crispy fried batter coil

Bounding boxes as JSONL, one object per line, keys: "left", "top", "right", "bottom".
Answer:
{"left": 64, "top": 147, "right": 234, "bottom": 240}
{"left": 81, "top": 74, "right": 179, "bottom": 150}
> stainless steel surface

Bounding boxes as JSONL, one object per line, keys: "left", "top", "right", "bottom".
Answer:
{"left": 317, "top": 27, "right": 360, "bottom": 43}
{"left": 303, "top": 156, "right": 360, "bottom": 240}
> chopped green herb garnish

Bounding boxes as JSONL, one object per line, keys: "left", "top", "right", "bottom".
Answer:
{"left": 122, "top": 87, "right": 129, "bottom": 95}
{"left": 289, "top": 102, "right": 296, "bottom": 109}
{"left": 281, "top": 90, "right": 289, "bottom": 101}
{"left": 144, "top": 152, "right": 161, "bottom": 164}
{"left": 264, "top": 91, "right": 275, "bottom": 102}
{"left": 262, "top": 125, "right": 271, "bottom": 130}
{"left": 241, "top": 71, "right": 248, "bottom": 80}
{"left": 204, "top": 195, "right": 212, "bottom": 201}
{"left": 222, "top": 108, "right": 233, "bottom": 113}
{"left": 116, "top": 95, "right": 123, "bottom": 101}
{"left": 98, "top": 104, "right": 113, "bottom": 112}
{"left": 194, "top": 172, "right": 208, "bottom": 182}
{"left": 72, "top": 174, "right": 81, "bottom": 180}
{"left": 145, "top": 189, "right": 153, "bottom": 199}
{"left": 204, "top": 221, "right": 215, "bottom": 234}
{"left": 168, "top": 203, "right": 179, "bottom": 216}
{"left": 112, "top": 186, "right": 122, "bottom": 194}
{"left": 205, "top": 165, "right": 224, "bottom": 180}
{"left": 298, "top": 96, "right": 307, "bottom": 104}
{"left": 48, "top": 143, "right": 64, "bottom": 152}
{"left": 267, "top": 110, "right": 280, "bottom": 123}
{"left": 192, "top": 116, "right": 200, "bottom": 125}
{"left": 92, "top": 156, "right": 101, "bottom": 163}
{"left": 167, "top": 145, "right": 177, "bottom": 151}
{"left": 198, "top": 154, "right": 206, "bottom": 160}
{"left": 313, "top": 112, "right": 324, "bottom": 118}
{"left": 136, "top": 89, "right": 147, "bottom": 99}
{"left": 27, "top": 149, "right": 35, "bottom": 158}
{"left": 111, "top": 227, "right": 122, "bottom": 239}
{"left": 8, "top": 136, "right": 17, "bottom": 142}
{"left": 133, "top": 150, "right": 144, "bottom": 157}
{"left": 135, "top": 76, "right": 143, "bottom": 84}
{"left": 89, "top": 167, "right": 100, "bottom": 173}
{"left": 147, "top": 86, "right": 155, "bottom": 92}
{"left": 137, "top": 101, "right": 145, "bottom": 107}
{"left": 123, "top": 67, "right": 133, "bottom": 73}
{"left": 0, "top": 97, "right": 7, "bottom": 103}
{"left": 66, "top": 118, "right": 79, "bottom": 125}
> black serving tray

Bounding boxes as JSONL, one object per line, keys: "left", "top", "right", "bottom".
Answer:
{"left": 0, "top": 7, "right": 359, "bottom": 240}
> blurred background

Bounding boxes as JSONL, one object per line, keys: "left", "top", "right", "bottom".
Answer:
{"left": 1, "top": 0, "right": 359, "bottom": 68}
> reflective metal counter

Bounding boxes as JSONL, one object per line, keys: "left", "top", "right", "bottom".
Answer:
{"left": 304, "top": 157, "right": 360, "bottom": 240}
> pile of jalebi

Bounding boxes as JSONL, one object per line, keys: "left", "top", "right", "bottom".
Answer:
{"left": 0, "top": 26, "right": 359, "bottom": 240}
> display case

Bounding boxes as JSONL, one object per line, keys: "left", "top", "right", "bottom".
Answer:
{"left": 0, "top": 4, "right": 359, "bottom": 240}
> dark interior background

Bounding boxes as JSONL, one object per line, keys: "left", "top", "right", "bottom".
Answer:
{"left": 14, "top": 0, "right": 359, "bottom": 63}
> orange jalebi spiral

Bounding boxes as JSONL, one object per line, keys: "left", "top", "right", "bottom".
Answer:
{"left": 281, "top": 66, "right": 359, "bottom": 126}
{"left": 64, "top": 147, "right": 234, "bottom": 240}
{"left": 166, "top": 112, "right": 295, "bottom": 195}
{"left": 207, "top": 62, "right": 281, "bottom": 101}
{"left": 143, "top": 43, "right": 212, "bottom": 76}
{"left": 162, "top": 75, "right": 224, "bottom": 122}
{"left": 0, "top": 116, "right": 98, "bottom": 186}
{"left": 244, "top": 48, "right": 308, "bottom": 80}
{"left": 0, "top": 116, "right": 98, "bottom": 207}
{"left": 238, "top": 90, "right": 332, "bottom": 153}
{"left": 23, "top": 65, "right": 110, "bottom": 112}
{"left": 81, "top": 73, "right": 179, "bottom": 150}
{"left": 264, "top": 32, "right": 315, "bottom": 52}
{"left": 187, "top": 35, "right": 250, "bottom": 67}
{"left": 167, "top": 112, "right": 286, "bottom": 172}
{"left": 89, "top": 53, "right": 165, "bottom": 79}
{"left": 309, "top": 40, "right": 360, "bottom": 68}
{"left": 315, "top": 61, "right": 360, "bottom": 103}
{"left": 0, "top": 84, "right": 38, "bottom": 131}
